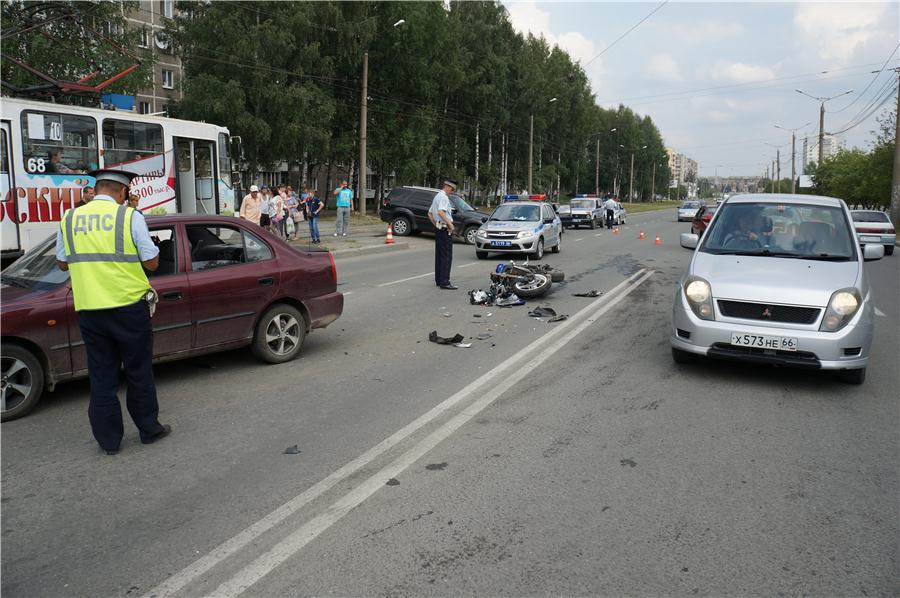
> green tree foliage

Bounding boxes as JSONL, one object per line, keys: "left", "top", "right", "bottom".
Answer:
{"left": 1, "top": 1, "right": 154, "bottom": 101}
{"left": 811, "top": 105, "right": 896, "bottom": 208}
{"left": 165, "top": 0, "right": 670, "bottom": 202}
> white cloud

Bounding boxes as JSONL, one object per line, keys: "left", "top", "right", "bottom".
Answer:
{"left": 711, "top": 61, "right": 776, "bottom": 83}
{"left": 505, "top": 0, "right": 605, "bottom": 81}
{"left": 647, "top": 53, "right": 683, "bottom": 82}
{"left": 670, "top": 19, "right": 744, "bottom": 44}
{"left": 793, "top": 3, "right": 891, "bottom": 64}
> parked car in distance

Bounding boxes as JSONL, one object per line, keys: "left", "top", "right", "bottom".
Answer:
{"left": 379, "top": 186, "right": 489, "bottom": 245}
{"left": 0, "top": 215, "right": 343, "bottom": 421}
{"left": 475, "top": 200, "right": 562, "bottom": 260}
{"left": 850, "top": 210, "right": 895, "bottom": 255}
{"left": 672, "top": 194, "right": 883, "bottom": 385}
{"left": 560, "top": 197, "right": 604, "bottom": 229}
{"left": 691, "top": 204, "right": 718, "bottom": 236}
{"left": 678, "top": 201, "right": 702, "bottom": 222}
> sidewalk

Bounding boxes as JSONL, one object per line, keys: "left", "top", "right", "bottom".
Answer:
{"left": 283, "top": 213, "right": 413, "bottom": 257}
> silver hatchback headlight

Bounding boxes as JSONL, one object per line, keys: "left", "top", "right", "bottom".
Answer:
{"left": 683, "top": 276, "right": 714, "bottom": 320}
{"left": 820, "top": 288, "right": 861, "bottom": 332}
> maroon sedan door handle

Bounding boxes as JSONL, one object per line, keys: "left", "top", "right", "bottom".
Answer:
{"left": 257, "top": 277, "right": 274, "bottom": 286}
{"left": 161, "top": 290, "right": 183, "bottom": 300}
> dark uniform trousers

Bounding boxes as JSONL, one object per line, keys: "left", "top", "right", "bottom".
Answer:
{"left": 434, "top": 228, "right": 453, "bottom": 286}
{"left": 77, "top": 300, "right": 164, "bottom": 450}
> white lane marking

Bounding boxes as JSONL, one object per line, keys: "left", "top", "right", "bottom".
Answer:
{"left": 458, "top": 262, "right": 478, "bottom": 268}
{"left": 143, "top": 269, "right": 651, "bottom": 598}
{"left": 874, "top": 307, "right": 886, "bottom": 317}
{"left": 209, "top": 269, "right": 655, "bottom": 597}
{"left": 377, "top": 272, "right": 433, "bottom": 287}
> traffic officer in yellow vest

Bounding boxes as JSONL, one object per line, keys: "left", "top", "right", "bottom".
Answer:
{"left": 55, "top": 169, "right": 171, "bottom": 455}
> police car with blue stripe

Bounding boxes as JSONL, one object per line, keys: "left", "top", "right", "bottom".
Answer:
{"left": 474, "top": 195, "right": 562, "bottom": 260}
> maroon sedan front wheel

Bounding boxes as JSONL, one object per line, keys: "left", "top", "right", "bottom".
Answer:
{"left": 1, "top": 344, "right": 44, "bottom": 422}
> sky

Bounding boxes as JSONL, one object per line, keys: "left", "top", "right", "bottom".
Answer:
{"left": 502, "top": 1, "right": 899, "bottom": 177}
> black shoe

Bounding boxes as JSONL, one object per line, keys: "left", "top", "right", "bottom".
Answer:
{"left": 440, "top": 284, "right": 459, "bottom": 290}
{"left": 142, "top": 424, "right": 172, "bottom": 445}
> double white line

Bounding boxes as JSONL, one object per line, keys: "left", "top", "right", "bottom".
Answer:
{"left": 145, "top": 268, "right": 654, "bottom": 598}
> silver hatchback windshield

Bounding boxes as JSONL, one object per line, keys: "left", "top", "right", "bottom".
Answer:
{"left": 491, "top": 204, "right": 540, "bottom": 222}
{"left": 701, "top": 202, "right": 856, "bottom": 261}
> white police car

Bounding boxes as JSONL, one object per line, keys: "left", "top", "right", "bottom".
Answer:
{"left": 475, "top": 195, "right": 563, "bottom": 260}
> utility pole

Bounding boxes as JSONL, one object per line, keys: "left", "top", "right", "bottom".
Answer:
{"left": 776, "top": 148, "right": 780, "bottom": 193}
{"left": 818, "top": 101, "right": 825, "bottom": 166}
{"left": 891, "top": 69, "right": 900, "bottom": 228}
{"left": 628, "top": 151, "right": 635, "bottom": 202}
{"left": 528, "top": 113, "right": 534, "bottom": 193}
{"left": 359, "top": 52, "right": 368, "bottom": 215}
{"left": 595, "top": 137, "right": 600, "bottom": 196}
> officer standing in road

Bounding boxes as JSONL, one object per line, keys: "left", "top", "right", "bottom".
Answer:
{"left": 428, "top": 178, "right": 458, "bottom": 290}
{"left": 55, "top": 169, "right": 171, "bottom": 455}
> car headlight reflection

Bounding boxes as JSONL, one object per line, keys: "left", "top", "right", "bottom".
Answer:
{"left": 683, "top": 276, "right": 714, "bottom": 320}
{"left": 820, "top": 288, "right": 861, "bottom": 332}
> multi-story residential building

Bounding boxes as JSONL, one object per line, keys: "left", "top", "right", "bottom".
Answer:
{"left": 125, "top": 0, "right": 182, "bottom": 115}
{"left": 666, "top": 148, "right": 699, "bottom": 197}
{"left": 801, "top": 134, "right": 844, "bottom": 172}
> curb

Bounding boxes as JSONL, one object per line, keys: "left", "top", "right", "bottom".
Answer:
{"left": 329, "top": 242, "right": 410, "bottom": 258}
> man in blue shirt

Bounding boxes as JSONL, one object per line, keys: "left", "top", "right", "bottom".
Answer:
{"left": 332, "top": 180, "right": 354, "bottom": 237}
{"left": 428, "top": 179, "right": 458, "bottom": 290}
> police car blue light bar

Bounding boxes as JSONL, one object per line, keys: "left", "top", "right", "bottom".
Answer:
{"left": 502, "top": 194, "right": 547, "bottom": 200}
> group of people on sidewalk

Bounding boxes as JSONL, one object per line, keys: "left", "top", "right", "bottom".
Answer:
{"left": 238, "top": 184, "right": 323, "bottom": 243}
{"left": 238, "top": 181, "right": 357, "bottom": 243}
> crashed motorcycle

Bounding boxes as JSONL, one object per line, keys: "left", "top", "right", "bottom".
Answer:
{"left": 489, "top": 261, "right": 564, "bottom": 299}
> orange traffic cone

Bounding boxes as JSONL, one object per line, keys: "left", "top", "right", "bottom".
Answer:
{"left": 385, "top": 224, "right": 395, "bottom": 244}
{"left": 654, "top": 235, "right": 661, "bottom": 246}
{"left": 638, "top": 229, "right": 645, "bottom": 240}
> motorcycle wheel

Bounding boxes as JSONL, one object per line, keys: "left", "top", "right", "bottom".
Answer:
{"left": 513, "top": 273, "right": 552, "bottom": 298}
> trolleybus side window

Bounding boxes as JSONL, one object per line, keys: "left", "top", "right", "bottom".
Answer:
{"left": 217, "top": 132, "right": 231, "bottom": 188}
{"left": 102, "top": 119, "right": 164, "bottom": 167}
{"left": 21, "top": 111, "right": 97, "bottom": 174}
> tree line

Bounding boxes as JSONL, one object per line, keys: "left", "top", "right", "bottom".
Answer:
{"left": 168, "top": 0, "right": 671, "bottom": 203}
{"left": 0, "top": 1, "right": 673, "bottom": 204}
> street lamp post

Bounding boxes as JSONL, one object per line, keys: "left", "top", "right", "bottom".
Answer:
{"left": 774, "top": 121, "right": 812, "bottom": 194}
{"left": 528, "top": 97, "right": 556, "bottom": 193}
{"left": 620, "top": 144, "right": 646, "bottom": 201}
{"left": 795, "top": 89, "right": 853, "bottom": 166}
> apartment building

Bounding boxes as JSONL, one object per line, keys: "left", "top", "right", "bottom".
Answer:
{"left": 125, "top": 0, "right": 182, "bottom": 115}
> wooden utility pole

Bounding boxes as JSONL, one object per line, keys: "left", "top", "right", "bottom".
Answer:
{"left": 891, "top": 69, "right": 900, "bottom": 228}
{"left": 359, "top": 52, "right": 368, "bottom": 214}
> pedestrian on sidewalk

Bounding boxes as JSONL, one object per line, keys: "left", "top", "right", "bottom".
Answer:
{"left": 333, "top": 179, "right": 354, "bottom": 237}
{"left": 259, "top": 185, "right": 274, "bottom": 234}
{"left": 239, "top": 185, "right": 263, "bottom": 226}
{"left": 429, "top": 178, "right": 458, "bottom": 290}
{"left": 306, "top": 187, "right": 323, "bottom": 244}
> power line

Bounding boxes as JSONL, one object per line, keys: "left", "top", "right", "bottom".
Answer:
{"left": 583, "top": 1, "right": 668, "bottom": 68}
{"left": 830, "top": 43, "right": 899, "bottom": 113}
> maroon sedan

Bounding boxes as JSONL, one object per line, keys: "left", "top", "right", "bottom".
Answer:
{"left": 0, "top": 215, "right": 343, "bottom": 421}
{"left": 691, "top": 204, "right": 719, "bottom": 236}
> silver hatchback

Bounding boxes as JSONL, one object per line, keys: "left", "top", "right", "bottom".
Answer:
{"left": 671, "top": 194, "right": 884, "bottom": 384}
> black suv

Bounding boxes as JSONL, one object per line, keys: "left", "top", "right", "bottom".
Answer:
{"left": 380, "top": 186, "right": 489, "bottom": 244}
